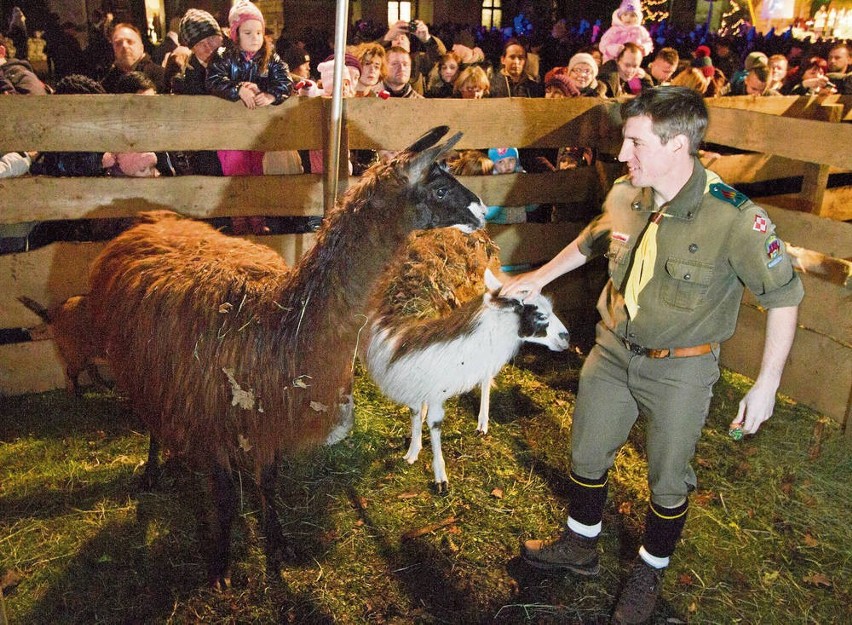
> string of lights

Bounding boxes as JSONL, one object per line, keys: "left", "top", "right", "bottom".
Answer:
{"left": 719, "top": 0, "right": 750, "bottom": 36}
{"left": 642, "top": 0, "right": 670, "bottom": 24}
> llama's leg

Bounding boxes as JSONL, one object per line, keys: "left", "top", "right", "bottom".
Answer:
{"left": 208, "top": 462, "right": 237, "bottom": 591}
{"left": 140, "top": 435, "right": 161, "bottom": 490}
{"left": 87, "top": 364, "right": 110, "bottom": 390}
{"left": 476, "top": 377, "right": 491, "bottom": 435}
{"left": 427, "top": 403, "right": 449, "bottom": 494}
{"left": 403, "top": 402, "right": 427, "bottom": 464}
{"left": 259, "top": 456, "right": 287, "bottom": 577}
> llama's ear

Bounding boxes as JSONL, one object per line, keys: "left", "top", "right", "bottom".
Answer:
{"left": 484, "top": 268, "right": 503, "bottom": 293}
{"left": 405, "top": 126, "right": 450, "bottom": 154}
{"left": 406, "top": 130, "right": 464, "bottom": 182}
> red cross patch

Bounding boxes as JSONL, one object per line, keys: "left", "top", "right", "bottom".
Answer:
{"left": 752, "top": 215, "right": 767, "bottom": 233}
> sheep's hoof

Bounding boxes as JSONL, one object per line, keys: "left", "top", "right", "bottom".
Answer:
{"left": 475, "top": 428, "right": 488, "bottom": 437}
{"left": 433, "top": 481, "right": 450, "bottom": 495}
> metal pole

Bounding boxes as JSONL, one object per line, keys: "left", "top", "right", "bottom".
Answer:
{"left": 326, "top": 0, "right": 350, "bottom": 212}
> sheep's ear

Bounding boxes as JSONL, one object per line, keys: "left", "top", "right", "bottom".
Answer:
{"left": 405, "top": 126, "right": 450, "bottom": 154}
{"left": 406, "top": 130, "right": 463, "bottom": 182}
{"left": 484, "top": 268, "right": 502, "bottom": 293}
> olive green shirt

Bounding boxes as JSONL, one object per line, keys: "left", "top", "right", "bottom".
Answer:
{"left": 577, "top": 158, "right": 804, "bottom": 349}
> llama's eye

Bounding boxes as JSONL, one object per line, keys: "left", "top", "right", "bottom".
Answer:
{"left": 435, "top": 187, "right": 447, "bottom": 199}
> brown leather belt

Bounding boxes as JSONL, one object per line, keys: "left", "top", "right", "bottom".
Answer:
{"left": 621, "top": 338, "right": 717, "bottom": 359}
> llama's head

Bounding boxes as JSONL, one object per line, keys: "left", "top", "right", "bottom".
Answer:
{"left": 483, "top": 269, "right": 570, "bottom": 352}
{"left": 392, "top": 126, "right": 486, "bottom": 233}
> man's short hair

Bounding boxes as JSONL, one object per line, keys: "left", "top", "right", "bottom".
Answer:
{"left": 618, "top": 42, "right": 644, "bottom": 60}
{"left": 750, "top": 65, "right": 770, "bottom": 83}
{"left": 829, "top": 42, "right": 849, "bottom": 54}
{"left": 111, "top": 22, "right": 143, "bottom": 41}
{"left": 655, "top": 47, "right": 679, "bottom": 66}
{"left": 387, "top": 46, "right": 410, "bottom": 58}
{"left": 620, "top": 86, "right": 709, "bottom": 155}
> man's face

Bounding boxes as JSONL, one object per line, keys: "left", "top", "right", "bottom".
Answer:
{"left": 359, "top": 55, "right": 382, "bottom": 87}
{"left": 501, "top": 44, "right": 526, "bottom": 80}
{"left": 649, "top": 58, "right": 676, "bottom": 83}
{"left": 237, "top": 19, "right": 264, "bottom": 54}
{"left": 744, "top": 71, "right": 766, "bottom": 95}
{"left": 827, "top": 47, "right": 849, "bottom": 73}
{"left": 618, "top": 115, "right": 677, "bottom": 190}
{"left": 112, "top": 26, "right": 144, "bottom": 70}
{"left": 192, "top": 34, "right": 222, "bottom": 64}
{"left": 386, "top": 51, "right": 411, "bottom": 89}
{"left": 617, "top": 50, "right": 643, "bottom": 81}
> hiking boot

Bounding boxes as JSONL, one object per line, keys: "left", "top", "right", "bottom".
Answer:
{"left": 611, "top": 560, "right": 664, "bottom": 624}
{"left": 520, "top": 529, "right": 600, "bottom": 575}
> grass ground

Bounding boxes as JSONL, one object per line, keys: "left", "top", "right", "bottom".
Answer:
{"left": 1, "top": 347, "right": 849, "bottom": 624}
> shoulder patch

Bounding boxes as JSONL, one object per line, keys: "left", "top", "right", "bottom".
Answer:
{"left": 709, "top": 182, "right": 750, "bottom": 208}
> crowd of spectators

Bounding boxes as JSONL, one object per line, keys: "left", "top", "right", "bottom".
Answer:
{"left": 1, "top": 2, "right": 851, "bottom": 246}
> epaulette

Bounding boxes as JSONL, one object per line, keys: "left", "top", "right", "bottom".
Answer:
{"left": 708, "top": 182, "right": 750, "bottom": 209}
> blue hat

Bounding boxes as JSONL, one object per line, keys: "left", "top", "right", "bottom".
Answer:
{"left": 487, "top": 147, "right": 519, "bottom": 163}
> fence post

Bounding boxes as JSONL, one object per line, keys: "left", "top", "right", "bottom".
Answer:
{"left": 800, "top": 103, "right": 843, "bottom": 217}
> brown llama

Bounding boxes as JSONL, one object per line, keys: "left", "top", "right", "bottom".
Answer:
{"left": 86, "top": 127, "right": 485, "bottom": 589}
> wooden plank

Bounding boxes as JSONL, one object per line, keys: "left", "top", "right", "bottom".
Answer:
{"left": 720, "top": 304, "right": 851, "bottom": 426}
{"left": 460, "top": 168, "right": 598, "bottom": 206}
{"left": 707, "top": 95, "right": 852, "bottom": 119}
{"left": 706, "top": 107, "right": 852, "bottom": 170}
{"left": 707, "top": 154, "right": 808, "bottom": 185}
{"left": 0, "top": 95, "right": 325, "bottom": 152}
{"left": 344, "top": 97, "right": 623, "bottom": 151}
{"left": 0, "top": 175, "right": 326, "bottom": 224}
{"left": 487, "top": 221, "right": 584, "bottom": 267}
{"left": 0, "top": 340, "right": 67, "bottom": 395}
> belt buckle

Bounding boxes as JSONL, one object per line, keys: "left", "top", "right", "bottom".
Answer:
{"left": 624, "top": 339, "right": 646, "bottom": 356}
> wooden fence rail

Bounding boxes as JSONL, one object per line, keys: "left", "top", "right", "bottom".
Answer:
{"left": 0, "top": 94, "right": 850, "bottom": 434}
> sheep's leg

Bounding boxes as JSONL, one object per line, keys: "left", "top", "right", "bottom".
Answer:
{"left": 259, "top": 456, "right": 288, "bottom": 578}
{"left": 207, "top": 463, "right": 237, "bottom": 591}
{"left": 476, "top": 377, "right": 491, "bottom": 435}
{"left": 140, "top": 435, "right": 161, "bottom": 490}
{"left": 427, "top": 403, "right": 449, "bottom": 494}
{"left": 403, "top": 402, "right": 427, "bottom": 464}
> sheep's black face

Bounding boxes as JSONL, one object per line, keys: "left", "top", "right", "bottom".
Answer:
{"left": 411, "top": 164, "right": 485, "bottom": 232}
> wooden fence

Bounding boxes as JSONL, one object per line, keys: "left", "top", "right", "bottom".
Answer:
{"left": 1, "top": 94, "right": 850, "bottom": 434}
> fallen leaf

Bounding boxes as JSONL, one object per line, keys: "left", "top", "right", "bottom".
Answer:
{"left": 401, "top": 516, "right": 457, "bottom": 541}
{"left": 490, "top": 487, "right": 504, "bottom": 499}
{"left": 678, "top": 572, "right": 694, "bottom": 586}
{"left": 293, "top": 376, "right": 311, "bottom": 389}
{"left": 803, "top": 533, "right": 819, "bottom": 547}
{"left": 238, "top": 434, "right": 252, "bottom": 452}
{"left": 695, "top": 457, "right": 712, "bottom": 468}
{"left": 762, "top": 570, "right": 780, "bottom": 586}
{"left": 310, "top": 401, "right": 328, "bottom": 412}
{"left": 688, "top": 602, "right": 698, "bottom": 614}
{"left": 803, "top": 572, "right": 832, "bottom": 588}
{"left": 397, "top": 491, "right": 420, "bottom": 499}
{"left": 1, "top": 569, "right": 23, "bottom": 592}
{"left": 219, "top": 302, "right": 233, "bottom": 314}
{"left": 618, "top": 501, "right": 632, "bottom": 515}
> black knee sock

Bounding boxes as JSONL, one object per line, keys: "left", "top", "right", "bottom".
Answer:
{"left": 643, "top": 499, "right": 689, "bottom": 559}
{"left": 567, "top": 470, "right": 608, "bottom": 527}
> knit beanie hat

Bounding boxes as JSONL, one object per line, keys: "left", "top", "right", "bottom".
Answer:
{"left": 568, "top": 52, "right": 599, "bottom": 79}
{"left": 744, "top": 51, "right": 768, "bottom": 71}
{"left": 317, "top": 53, "right": 362, "bottom": 94}
{"left": 693, "top": 45, "right": 715, "bottom": 77}
{"left": 487, "top": 147, "right": 520, "bottom": 167}
{"left": 617, "top": 0, "right": 641, "bottom": 17}
{"left": 228, "top": 0, "right": 265, "bottom": 42}
{"left": 544, "top": 69, "right": 581, "bottom": 97}
{"left": 282, "top": 45, "right": 310, "bottom": 72}
{"left": 179, "top": 9, "right": 222, "bottom": 49}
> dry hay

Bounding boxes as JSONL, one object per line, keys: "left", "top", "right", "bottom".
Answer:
{"left": 374, "top": 228, "right": 501, "bottom": 321}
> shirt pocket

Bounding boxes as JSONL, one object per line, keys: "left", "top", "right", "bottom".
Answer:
{"left": 661, "top": 257, "right": 714, "bottom": 311}
{"left": 606, "top": 239, "right": 631, "bottom": 284}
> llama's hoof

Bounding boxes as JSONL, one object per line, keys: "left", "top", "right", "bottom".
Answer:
{"left": 209, "top": 572, "right": 232, "bottom": 592}
{"left": 138, "top": 463, "right": 160, "bottom": 491}
{"left": 433, "top": 481, "right": 450, "bottom": 495}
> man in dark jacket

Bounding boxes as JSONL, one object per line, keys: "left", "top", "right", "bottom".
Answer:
{"left": 0, "top": 36, "right": 47, "bottom": 94}
{"left": 101, "top": 23, "right": 166, "bottom": 93}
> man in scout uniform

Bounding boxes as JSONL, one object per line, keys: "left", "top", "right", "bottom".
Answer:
{"left": 501, "top": 86, "right": 803, "bottom": 624}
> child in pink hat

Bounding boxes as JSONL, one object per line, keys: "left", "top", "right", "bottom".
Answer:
{"left": 599, "top": 0, "right": 653, "bottom": 64}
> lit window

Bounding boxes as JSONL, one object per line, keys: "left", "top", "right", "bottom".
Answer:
{"left": 388, "top": 1, "right": 412, "bottom": 25}
{"left": 482, "top": 0, "right": 502, "bottom": 29}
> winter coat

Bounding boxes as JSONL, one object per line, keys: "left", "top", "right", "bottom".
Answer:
{"left": 598, "top": 9, "right": 653, "bottom": 64}
{"left": 489, "top": 71, "right": 543, "bottom": 98}
{"left": 206, "top": 45, "right": 292, "bottom": 105}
